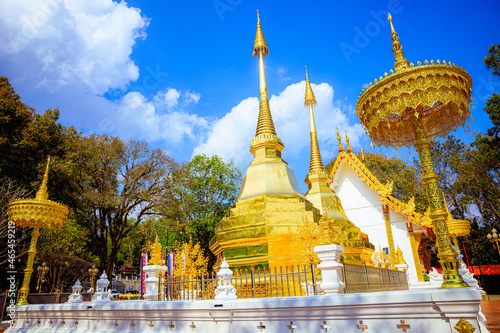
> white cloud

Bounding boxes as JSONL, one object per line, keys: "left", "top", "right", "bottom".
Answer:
{"left": 193, "top": 97, "right": 258, "bottom": 165}
{"left": 277, "top": 66, "right": 291, "bottom": 82}
{"left": 154, "top": 88, "right": 181, "bottom": 111}
{"left": 110, "top": 89, "right": 208, "bottom": 144}
{"left": 0, "top": 0, "right": 149, "bottom": 94}
{"left": 193, "top": 81, "right": 363, "bottom": 167}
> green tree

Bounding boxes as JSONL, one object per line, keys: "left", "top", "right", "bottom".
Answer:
{"left": 0, "top": 177, "right": 31, "bottom": 270}
{"left": 36, "top": 219, "right": 96, "bottom": 292}
{"left": 429, "top": 136, "right": 475, "bottom": 220}
{"left": 0, "top": 77, "right": 80, "bottom": 274}
{"left": 160, "top": 154, "right": 241, "bottom": 269}
{"left": 0, "top": 77, "right": 80, "bottom": 205}
{"left": 70, "top": 134, "right": 178, "bottom": 279}
{"left": 472, "top": 44, "right": 500, "bottom": 228}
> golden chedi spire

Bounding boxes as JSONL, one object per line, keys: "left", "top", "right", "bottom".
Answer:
{"left": 388, "top": 13, "right": 410, "bottom": 72}
{"left": 305, "top": 67, "right": 324, "bottom": 174}
{"left": 235, "top": 10, "right": 302, "bottom": 201}
{"left": 36, "top": 156, "right": 51, "bottom": 200}
{"left": 251, "top": 10, "right": 281, "bottom": 152}
{"left": 302, "top": 74, "right": 375, "bottom": 257}
{"left": 304, "top": 68, "right": 348, "bottom": 220}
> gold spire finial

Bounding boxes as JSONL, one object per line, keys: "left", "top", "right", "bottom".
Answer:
{"left": 387, "top": 13, "right": 409, "bottom": 71}
{"left": 304, "top": 66, "right": 317, "bottom": 107}
{"left": 337, "top": 128, "right": 344, "bottom": 152}
{"left": 36, "top": 156, "right": 51, "bottom": 200}
{"left": 251, "top": 11, "right": 277, "bottom": 144}
{"left": 305, "top": 67, "right": 324, "bottom": 174}
{"left": 360, "top": 147, "right": 365, "bottom": 161}
{"left": 345, "top": 131, "right": 352, "bottom": 152}
{"left": 253, "top": 10, "right": 269, "bottom": 57}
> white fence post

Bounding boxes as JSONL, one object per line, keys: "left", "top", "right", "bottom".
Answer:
{"left": 314, "top": 244, "right": 345, "bottom": 294}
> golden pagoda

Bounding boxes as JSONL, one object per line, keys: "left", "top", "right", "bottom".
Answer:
{"left": 7, "top": 157, "right": 69, "bottom": 305}
{"left": 148, "top": 236, "right": 163, "bottom": 266}
{"left": 303, "top": 67, "right": 374, "bottom": 263}
{"left": 210, "top": 11, "right": 320, "bottom": 269}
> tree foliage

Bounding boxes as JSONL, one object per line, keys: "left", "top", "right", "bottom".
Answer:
{"left": 159, "top": 154, "right": 241, "bottom": 269}
{"left": 0, "top": 76, "right": 80, "bottom": 205}
{"left": 0, "top": 177, "right": 31, "bottom": 267}
{"left": 69, "top": 134, "right": 178, "bottom": 279}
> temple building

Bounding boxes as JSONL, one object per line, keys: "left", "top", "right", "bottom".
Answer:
{"left": 210, "top": 12, "right": 374, "bottom": 269}
{"left": 328, "top": 145, "right": 435, "bottom": 284}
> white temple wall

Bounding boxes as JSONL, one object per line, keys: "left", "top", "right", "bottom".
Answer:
{"left": 333, "top": 162, "right": 419, "bottom": 283}
{"left": 391, "top": 213, "right": 419, "bottom": 283}
{"left": 4, "top": 289, "right": 485, "bottom": 333}
{"left": 333, "top": 164, "right": 389, "bottom": 249}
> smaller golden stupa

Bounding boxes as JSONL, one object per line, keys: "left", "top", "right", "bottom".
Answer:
{"left": 303, "top": 67, "right": 374, "bottom": 264}
{"left": 148, "top": 236, "right": 163, "bottom": 266}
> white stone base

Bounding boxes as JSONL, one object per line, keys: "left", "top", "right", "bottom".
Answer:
{"left": 4, "top": 288, "right": 486, "bottom": 333}
{"left": 142, "top": 265, "right": 167, "bottom": 301}
{"left": 409, "top": 281, "right": 440, "bottom": 290}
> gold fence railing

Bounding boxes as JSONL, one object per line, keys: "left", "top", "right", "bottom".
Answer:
{"left": 341, "top": 260, "right": 409, "bottom": 293}
{"left": 163, "top": 262, "right": 319, "bottom": 301}
{"left": 162, "top": 260, "right": 408, "bottom": 301}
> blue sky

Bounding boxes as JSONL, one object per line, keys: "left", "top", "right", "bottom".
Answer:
{"left": 1, "top": 0, "right": 499, "bottom": 193}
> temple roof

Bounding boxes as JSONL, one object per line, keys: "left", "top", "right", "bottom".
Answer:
{"left": 329, "top": 143, "right": 426, "bottom": 226}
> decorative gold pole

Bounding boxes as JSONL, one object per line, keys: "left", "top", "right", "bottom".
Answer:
{"left": 17, "top": 226, "right": 40, "bottom": 304}
{"left": 356, "top": 14, "right": 473, "bottom": 288}
{"left": 7, "top": 157, "right": 69, "bottom": 304}
{"left": 413, "top": 119, "right": 468, "bottom": 287}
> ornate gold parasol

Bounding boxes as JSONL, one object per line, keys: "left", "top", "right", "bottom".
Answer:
{"left": 444, "top": 197, "right": 471, "bottom": 253}
{"left": 356, "top": 13, "right": 472, "bottom": 288}
{"left": 7, "top": 157, "right": 69, "bottom": 304}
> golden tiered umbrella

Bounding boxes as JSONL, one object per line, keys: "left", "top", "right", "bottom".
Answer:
{"left": 7, "top": 157, "right": 69, "bottom": 305}
{"left": 356, "top": 13, "right": 472, "bottom": 288}
{"left": 444, "top": 198, "right": 471, "bottom": 253}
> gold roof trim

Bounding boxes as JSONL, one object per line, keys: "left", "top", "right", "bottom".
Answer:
{"left": 329, "top": 148, "right": 425, "bottom": 226}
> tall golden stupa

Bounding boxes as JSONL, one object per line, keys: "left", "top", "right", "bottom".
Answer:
{"left": 210, "top": 12, "right": 374, "bottom": 268}
{"left": 210, "top": 11, "right": 320, "bottom": 269}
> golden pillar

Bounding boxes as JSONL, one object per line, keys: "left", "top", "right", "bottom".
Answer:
{"left": 356, "top": 13, "right": 472, "bottom": 288}
{"left": 7, "top": 157, "right": 69, "bottom": 304}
